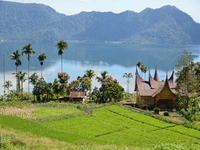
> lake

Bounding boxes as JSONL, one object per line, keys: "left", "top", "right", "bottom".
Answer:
{"left": 0, "top": 42, "right": 200, "bottom": 95}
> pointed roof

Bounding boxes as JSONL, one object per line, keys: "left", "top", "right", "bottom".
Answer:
{"left": 168, "top": 70, "right": 176, "bottom": 89}
{"left": 152, "top": 75, "right": 175, "bottom": 97}
{"left": 135, "top": 67, "right": 176, "bottom": 97}
{"left": 154, "top": 66, "right": 159, "bottom": 82}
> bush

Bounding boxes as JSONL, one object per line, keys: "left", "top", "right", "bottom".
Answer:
{"left": 163, "top": 112, "right": 169, "bottom": 116}
{"left": 153, "top": 143, "right": 198, "bottom": 150}
{"left": 142, "top": 104, "right": 149, "bottom": 110}
{"left": 154, "top": 108, "right": 160, "bottom": 114}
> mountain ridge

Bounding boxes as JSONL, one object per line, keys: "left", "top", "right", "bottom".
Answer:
{"left": 0, "top": 1, "right": 200, "bottom": 43}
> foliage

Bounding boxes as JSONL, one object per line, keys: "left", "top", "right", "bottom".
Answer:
{"left": 80, "top": 77, "right": 92, "bottom": 92}
{"left": 163, "top": 112, "right": 169, "bottom": 116}
{"left": 153, "top": 108, "right": 160, "bottom": 114}
{"left": 142, "top": 104, "right": 149, "bottom": 110}
{"left": 153, "top": 143, "right": 198, "bottom": 150}
{"left": 83, "top": 69, "right": 96, "bottom": 79}
{"left": 57, "top": 72, "right": 70, "bottom": 84}
{"left": 123, "top": 73, "right": 133, "bottom": 93}
{"left": 103, "top": 79, "right": 124, "bottom": 102}
{"left": 33, "top": 78, "right": 47, "bottom": 102}
{"left": 94, "top": 75, "right": 124, "bottom": 102}
{"left": 52, "top": 78, "right": 61, "bottom": 98}
{"left": 3, "top": 80, "right": 12, "bottom": 94}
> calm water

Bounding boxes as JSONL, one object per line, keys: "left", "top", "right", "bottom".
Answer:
{"left": 0, "top": 42, "right": 200, "bottom": 95}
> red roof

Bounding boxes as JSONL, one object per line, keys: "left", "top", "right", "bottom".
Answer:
{"left": 135, "top": 68, "right": 176, "bottom": 97}
{"left": 69, "top": 91, "right": 86, "bottom": 98}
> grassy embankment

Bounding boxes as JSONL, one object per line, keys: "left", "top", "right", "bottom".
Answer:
{"left": 0, "top": 99, "right": 200, "bottom": 150}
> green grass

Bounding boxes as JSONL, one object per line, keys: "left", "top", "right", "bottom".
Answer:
{"left": 1, "top": 103, "right": 200, "bottom": 149}
{"left": 32, "top": 106, "right": 87, "bottom": 121}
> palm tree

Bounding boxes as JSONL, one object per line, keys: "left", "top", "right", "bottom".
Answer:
{"left": 96, "top": 71, "right": 108, "bottom": 84}
{"left": 84, "top": 69, "right": 96, "bottom": 79}
{"left": 10, "top": 50, "right": 21, "bottom": 92}
{"left": 16, "top": 71, "right": 27, "bottom": 100}
{"left": 29, "top": 72, "right": 39, "bottom": 102}
{"left": 37, "top": 53, "right": 47, "bottom": 78}
{"left": 22, "top": 44, "right": 35, "bottom": 99}
{"left": 55, "top": 40, "right": 68, "bottom": 73}
{"left": 140, "top": 65, "right": 145, "bottom": 79}
{"left": 3, "top": 80, "right": 12, "bottom": 94}
{"left": 136, "top": 61, "right": 142, "bottom": 69}
{"left": 123, "top": 73, "right": 133, "bottom": 93}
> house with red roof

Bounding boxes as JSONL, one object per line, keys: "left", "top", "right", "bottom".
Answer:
{"left": 135, "top": 67, "right": 176, "bottom": 109}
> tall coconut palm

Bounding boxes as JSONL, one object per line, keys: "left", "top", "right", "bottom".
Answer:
{"left": 16, "top": 71, "right": 27, "bottom": 100}
{"left": 3, "top": 80, "right": 12, "bottom": 94}
{"left": 10, "top": 50, "right": 21, "bottom": 92}
{"left": 123, "top": 73, "right": 133, "bottom": 93}
{"left": 55, "top": 40, "right": 68, "bottom": 73}
{"left": 22, "top": 44, "right": 35, "bottom": 100}
{"left": 37, "top": 53, "right": 47, "bottom": 78}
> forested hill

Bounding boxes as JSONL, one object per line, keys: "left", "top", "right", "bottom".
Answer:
{"left": 0, "top": 1, "right": 200, "bottom": 43}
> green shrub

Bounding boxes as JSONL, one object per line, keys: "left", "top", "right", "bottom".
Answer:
{"left": 154, "top": 108, "right": 160, "bottom": 114}
{"left": 142, "top": 104, "right": 149, "bottom": 110}
{"left": 163, "top": 112, "right": 169, "bottom": 116}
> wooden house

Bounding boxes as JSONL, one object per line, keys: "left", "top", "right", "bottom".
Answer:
{"left": 135, "top": 67, "right": 176, "bottom": 109}
{"left": 59, "top": 91, "right": 86, "bottom": 102}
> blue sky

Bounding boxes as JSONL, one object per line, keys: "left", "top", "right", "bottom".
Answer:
{"left": 4, "top": 0, "right": 200, "bottom": 23}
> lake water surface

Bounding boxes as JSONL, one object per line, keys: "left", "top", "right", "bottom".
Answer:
{"left": 0, "top": 42, "right": 200, "bottom": 95}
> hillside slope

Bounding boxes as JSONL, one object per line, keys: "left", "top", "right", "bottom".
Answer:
{"left": 0, "top": 1, "right": 200, "bottom": 43}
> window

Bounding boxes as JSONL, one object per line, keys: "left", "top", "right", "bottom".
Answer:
{"left": 145, "top": 99, "right": 151, "bottom": 105}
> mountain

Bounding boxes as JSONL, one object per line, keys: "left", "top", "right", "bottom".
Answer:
{"left": 0, "top": 1, "right": 200, "bottom": 43}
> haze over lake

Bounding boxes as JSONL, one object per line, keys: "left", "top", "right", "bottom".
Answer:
{"left": 0, "top": 42, "right": 200, "bottom": 95}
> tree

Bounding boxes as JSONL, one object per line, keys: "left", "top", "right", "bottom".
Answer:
{"left": 123, "top": 73, "right": 133, "bottom": 93}
{"left": 52, "top": 78, "right": 61, "bottom": 98}
{"left": 175, "top": 50, "right": 198, "bottom": 108}
{"left": 84, "top": 69, "right": 96, "bottom": 79}
{"left": 96, "top": 71, "right": 108, "bottom": 84}
{"left": 29, "top": 72, "right": 39, "bottom": 102}
{"left": 33, "top": 78, "right": 47, "bottom": 102}
{"left": 22, "top": 44, "right": 35, "bottom": 100}
{"left": 45, "top": 82, "right": 53, "bottom": 102}
{"left": 103, "top": 79, "right": 124, "bottom": 102}
{"left": 3, "top": 80, "right": 12, "bottom": 94}
{"left": 37, "top": 53, "right": 47, "bottom": 78}
{"left": 136, "top": 61, "right": 142, "bottom": 69}
{"left": 55, "top": 40, "right": 68, "bottom": 73}
{"left": 10, "top": 50, "right": 21, "bottom": 92}
{"left": 16, "top": 71, "right": 27, "bottom": 100}
{"left": 58, "top": 72, "right": 70, "bottom": 96}
{"left": 80, "top": 77, "right": 92, "bottom": 92}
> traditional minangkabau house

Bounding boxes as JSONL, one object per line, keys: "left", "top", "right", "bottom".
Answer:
{"left": 135, "top": 67, "right": 176, "bottom": 109}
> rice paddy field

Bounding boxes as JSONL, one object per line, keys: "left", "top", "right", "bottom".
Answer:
{"left": 0, "top": 102, "right": 200, "bottom": 149}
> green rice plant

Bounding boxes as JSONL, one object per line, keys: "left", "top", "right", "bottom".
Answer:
{"left": 93, "top": 108, "right": 158, "bottom": 131}
{"left": 32, "top": 107, "right": 86, "bottom": 119}
{"left": 43, "top": 115, "right": 123, "bottom": 137}
{"left": 168, "top": 125, "right": 200, "bottom": 139}
{"left": 105, "top": 105, "right": 174, "bottom": 128}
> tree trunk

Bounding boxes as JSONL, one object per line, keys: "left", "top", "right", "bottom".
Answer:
{"left": 28, "top": 56, "right": 30, "bottom": 100}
